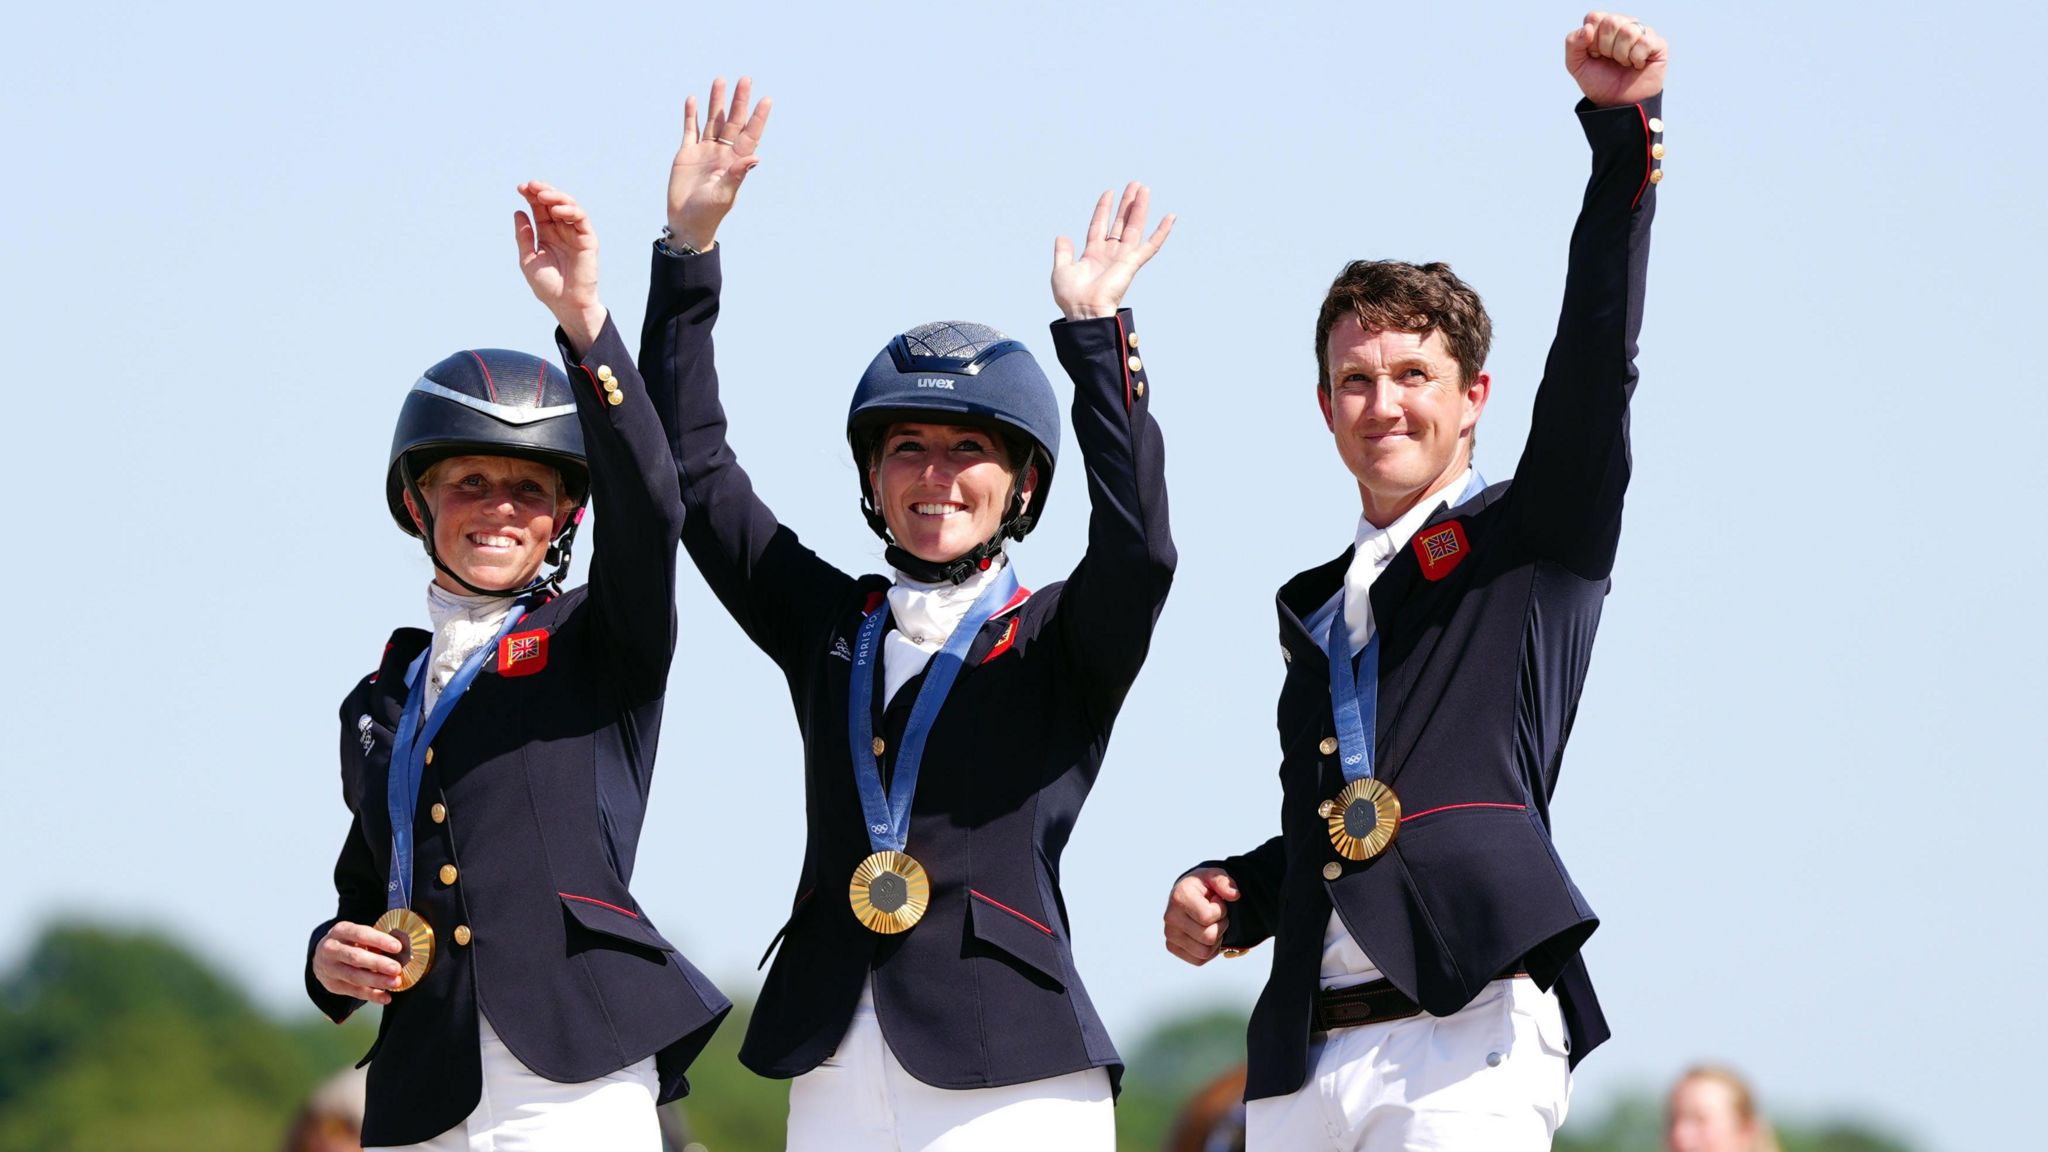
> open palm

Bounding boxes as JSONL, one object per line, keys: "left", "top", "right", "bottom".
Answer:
{"left": 1051, "top": 182, "right": 1175, "bottom": 321}
{"left": 668, "top": 76, "right": 773, "bottom": 251}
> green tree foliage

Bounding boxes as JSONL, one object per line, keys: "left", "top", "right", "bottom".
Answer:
{"left": 1111, "top": 1008, "right": 1247, "bottom": 1152}
{"left": 0, "top": 923, "right": 1926, "bottom": 1152}
{"left": 0, "top": 922, "right": 376, "bottom": 1151}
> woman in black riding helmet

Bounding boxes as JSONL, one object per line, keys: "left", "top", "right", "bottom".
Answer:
{"left": 304, "top": 184, "right": 727, "bottom": 1149}
{"left": 635, "top": 77, "right": 1175, "bottom": 1149}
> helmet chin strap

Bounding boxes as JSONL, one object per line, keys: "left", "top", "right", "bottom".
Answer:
{"left": 403, "top": 460, "right": 581, "bottom": 600}
{"left": 865, "top": 498, "right": 1035, "bottom": 587}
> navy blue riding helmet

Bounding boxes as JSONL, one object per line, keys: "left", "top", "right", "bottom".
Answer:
{"left": 847, "top": 322, "right": 1061, "bottom": 584}
{"left": 385, "top": 349, "right": 590, "bottom": 597}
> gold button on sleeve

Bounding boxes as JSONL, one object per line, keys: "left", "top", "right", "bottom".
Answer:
{"left": 606, "top": 391, "right": 625, "bottom": 406}
{"left": 1126, "top": 332, "right": 1140, "bottom": 348}
{"left": 1318, "top": 736, "right": 1339, "bottom": 756}
{"left": 1651, "top": 143, "right": 1665, "bottom": 159}
{"left": 597, "top": 365, "right": 615, "bottom": 381}
{"left": 1650, "top": 169, "right": 1664, "bottom": 184}
{"left": 1127, "top": 355, "right": 1143, "bottom": 373}
{"left": 453, "top": 925, "right": 472, "bottom": 946}
{"left": 1134, "top": 381, "right": 1146, "bottom": 398}
{"left": 439, "top": 865, "right": 458, "bottom": 886}
{"left": 1322, "top": 861, "right": 1343, "bottom": 881}
{"left": 430, "top": 803, "right": 446, "bottom": 824}
{"left": 1648, "top": 116, "right": 1664, "bottom": 133}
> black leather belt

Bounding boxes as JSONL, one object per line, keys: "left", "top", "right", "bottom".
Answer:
{"left": 1311, "top": 969, "right": 1529, "bottom": 1035}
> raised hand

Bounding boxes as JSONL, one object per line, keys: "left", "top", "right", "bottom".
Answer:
{"left": 667, "top": 76, "right": 773, "bottom": 253}
{"left": 514, "top": 181, "right": 605, "bottom": 356}
{"left": 1051, "top": 182, "right": 1175, "bottom": 321}
{"left": 1565, "top": 11, "right": 1668, "bottom": 106}
{"left": 1163, "top": 867, "right": 1240, "bottom": 966}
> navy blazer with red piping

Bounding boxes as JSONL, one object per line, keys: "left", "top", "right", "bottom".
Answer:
{"left": 1199, "top": 96, "right": 1663, "bottom": 1101}
{"left": 304, "top": 318, "right": 730, "bottom": 1147}
{"left": 642, "top": 245, "right": 1174, "bottom": 1092}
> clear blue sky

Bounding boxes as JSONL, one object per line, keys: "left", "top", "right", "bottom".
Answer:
{"left": 4, "top": 2, "right": 2042, "bottom": 1147}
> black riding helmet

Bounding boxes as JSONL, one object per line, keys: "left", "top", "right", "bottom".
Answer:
{"left": 386, "top": 349, "right": 589, "bottom": 597}
{"left": 847, "top": 322, "right": 1061, "bottom": 585}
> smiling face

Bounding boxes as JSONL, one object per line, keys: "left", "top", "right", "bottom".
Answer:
{"left": 1318, "top": 318, "right": 1489, "bottom": 527}
{"left": 402, "top": 454, "right": 572, "bottom": 593}
{"left": 868, "top": 422, "right": 1036, "bottom": 565}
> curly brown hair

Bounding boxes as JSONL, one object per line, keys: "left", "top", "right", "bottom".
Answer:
{"left": 1313, "top": 260, "right": 1493, "bottom": 392}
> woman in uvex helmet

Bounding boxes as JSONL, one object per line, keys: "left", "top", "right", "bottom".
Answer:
{"left": 631, "top": 77, "right": 1175, "bottom": 1150}
{"left": 303, "top": 184, "right": 728, "bottom": 1149}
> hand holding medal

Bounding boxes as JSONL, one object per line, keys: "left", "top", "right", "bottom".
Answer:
{"left": 312, "top": 921, "right": 408, "bottom": 1005}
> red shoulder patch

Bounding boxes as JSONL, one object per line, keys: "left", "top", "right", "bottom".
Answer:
{"left": 980, "top": 617, "right": 1021, "bottom": 664}
{"left": 862, "top": 589, "right": 888, "bottom": 615}
{"left": 369, "top": 641, "right": 393, "bottom": 683}
{"left": 498, "top": 628, "right": 550, "bottom": 676}
{"left": 1412, "top": 521, "right": 1470, "bottom": 581}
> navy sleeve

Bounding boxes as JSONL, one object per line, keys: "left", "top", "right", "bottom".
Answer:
{"left": 1508, "top": 94, "right": 1662, "bottom": 579}
{"left": 555, "top": 315, "right": 687, "bottom": 698}
{"left": 1045, "top": 309, "right": 1177, "bottom": 719}
{"left": 640, "top": 245, "right": 859, "bottom": 672}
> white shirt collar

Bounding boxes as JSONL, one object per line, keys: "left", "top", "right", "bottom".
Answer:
{"left": 881, "top": 556, "right": 1010, "bottom": 705}
{"left": 423, "top": 582, "right": 518, "bottom": 711}
{"left": 1309, "top": 468, "right": 1474, "bottom": 657}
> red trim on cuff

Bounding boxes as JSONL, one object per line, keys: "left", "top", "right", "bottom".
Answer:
{"left": 1632, "top": 103, "right": 1653, "bottom": 209}
{"left": 970, "top": 888, "right": 1054, "bottom": 935}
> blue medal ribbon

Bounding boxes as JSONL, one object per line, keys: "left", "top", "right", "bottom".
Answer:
{"left": 1325, "top": 473, "right": 1485, "bottom": 782}
{"left": 385, "top": 603, "right": 530, "bottom": 910}
{"left": 847, "top": 566, "right": 1020, "bottom": 854}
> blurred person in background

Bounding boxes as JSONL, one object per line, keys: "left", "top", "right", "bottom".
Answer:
{"left": 282, "top": 1067, "right": 366, "bottom": 1152}
{"left": 1667, "top": 1065, "right": 1779, "bottom": 1152}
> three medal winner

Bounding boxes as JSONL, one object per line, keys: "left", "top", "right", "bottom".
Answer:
{"left": 642, "top": 79, "right": 1175, "bottom": 1149}
{"left": 303, "top": 182, "right": 728, "bottom": 1148}
{"left": 1163, "top": 12, "right": 1669, "bottom": 1150}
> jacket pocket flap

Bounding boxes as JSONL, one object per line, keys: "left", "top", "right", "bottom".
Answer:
{"left": 966, "top": 889, "right": 1065, "bottom": 988}
{"left": 559, "top": 892, "right": 675, "bottom": 953}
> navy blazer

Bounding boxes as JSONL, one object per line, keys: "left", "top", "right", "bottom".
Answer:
{"left": 305, "top": 319, "right": 731, "bottom": 1147}
{"left": 1202, "top": 96, "right": 1662, "bottom": 1101}
{"left": 642, "top": 246, "right": 1174, "bottom": 1092}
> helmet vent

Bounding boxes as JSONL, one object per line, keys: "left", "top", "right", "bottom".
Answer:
{"left": 899, "top": 321, "right": 1012, "bottom": 364}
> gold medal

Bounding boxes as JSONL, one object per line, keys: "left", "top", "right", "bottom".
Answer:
{"left": 849, "top": 850, "right": 930, "bottom": 934}
{"left": 1318, "top": 778, "right": 1401, "bottom": 861}
{"left": 373, "top": 908, "right": 436, "bottom": 990}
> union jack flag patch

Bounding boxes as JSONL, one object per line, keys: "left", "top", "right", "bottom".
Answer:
{"left": 498, "top": 628, "right": 550, "bottom": 676}
{"left": 1412, "top": 522, "right": 1470, "bottom": 581}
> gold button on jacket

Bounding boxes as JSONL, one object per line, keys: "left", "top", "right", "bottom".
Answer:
{"left": 1319, "top": 736, "right": 1339, "bottom": 756}
{"left": 453, "top": 925, "right": 472, "bottom": 946}
{"left": 438, "top": 865, "right": 458, "bottom": 886}
{"left": 430, "top": 803, "right": 446, "bottom": 824}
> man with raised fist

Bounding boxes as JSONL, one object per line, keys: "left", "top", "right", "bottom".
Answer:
{"left": 1163, "top": 11, "right": 1669, "bottom": 1149}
